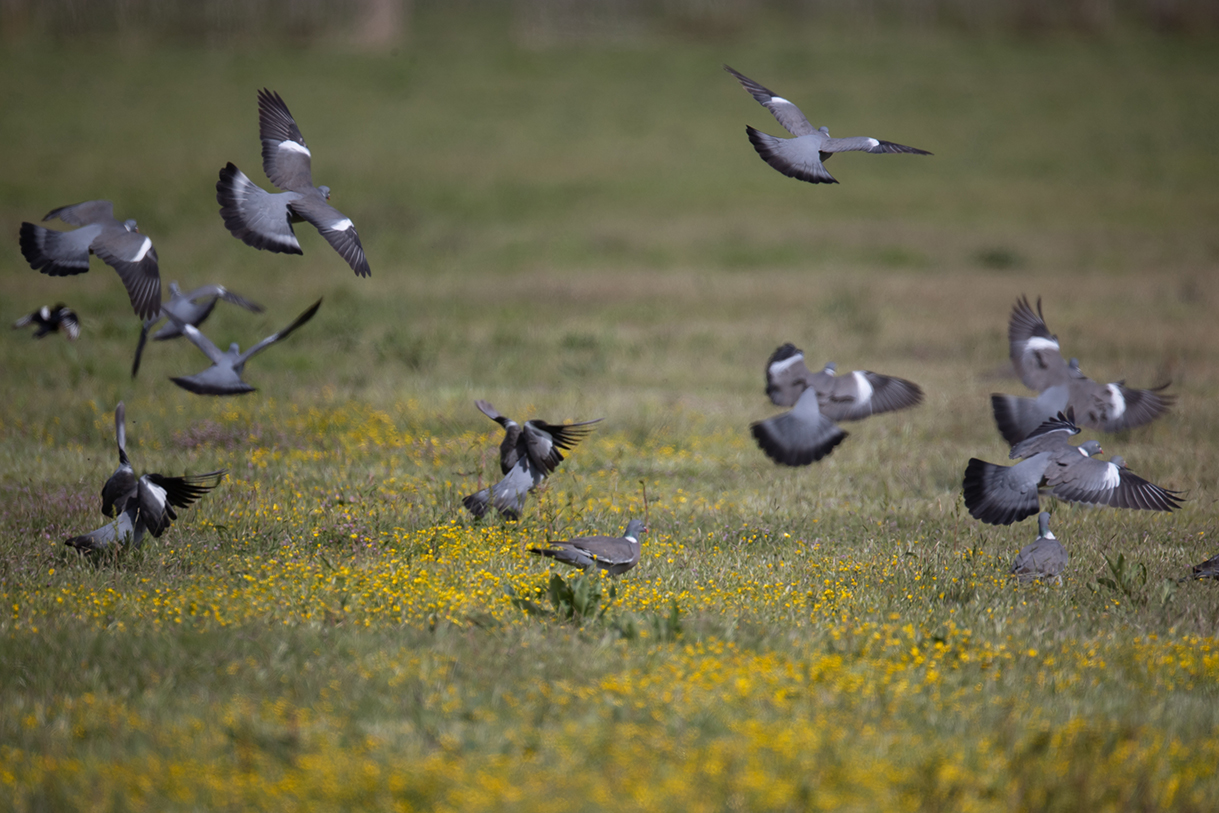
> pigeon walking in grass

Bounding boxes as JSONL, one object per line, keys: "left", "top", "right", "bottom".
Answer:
{"left": 217, "top": 89, "right": 370, "bottom": 276}
{"left": 1010, "top": 512, "right": 1067, "bottom": 584}
{"left": 724, "top": 65, "right": 931, "bottom": 185}
{"left": 463, "top": 400, "right": 601, "bottom": 519}
{"left": 167, "top": 298, "right": 321, "bottom": 395}
{"left": 990, "top": 296, "right": 1174, "bottom": 444}
{"left": 12, "top": 304, "right": 80, "bottom": 340}
{"left": 528, "top": 520, "right": 647, "bottom": 575}
{"left": 19, "top": 200, "right": 161, "bottom": 320}
{"left": 963, "top": 410, "right": 1182, "bottom": 526}
{"left": 131, "top": 282, "right": 264, "bottom": 377}
{"left": 1183, "top": 553, "right": 1219, "bottom": 581}
{"left": 82, "top": 402, "right": 226, "bottom": 553}
{"left": 751, "top": 343, "right": 923, "bottom": 466}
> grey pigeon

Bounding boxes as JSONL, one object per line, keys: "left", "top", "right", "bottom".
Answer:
{"left": 1010, "top": 512, "right": 1067, "bottom": 584}
{"left": 463, "top": 400, "right": 601, "bottom": 519}
{"left": 963, "top": 410, "right": 1182, "bottom": 526}
{"left": 217, "top": 89, "right": 370, "bottom": 276}
{"left": 724, "top": 65, "right": 931, "bottom": 185}
{"left": 97, "top": 402, "right": 226, "bottom": 536}
{"left": 167, "top": 298, "right": 321, "bottom": 395}
{"left": 66, "top": 508, "right": 146, "bottom": 555}
{"left": 19, "top": 200, "right": 161, "bottom": 319}
{"left": 752, "top": 343, "right": 922, "bottom": 466}
{"left": 528, "top": 520, "right": 647, "bottom": 575}
{"left": 131, "top": 282, "right": 265, "bottom": 377}
{"left": 13, "top": 303, "right": 79, "bottom": 340}
{"left": 991, "top": 296, "right": 1174, "bottom": 444}
{"left": 1184, "top": 553, "right": 1219, "bottom": 581}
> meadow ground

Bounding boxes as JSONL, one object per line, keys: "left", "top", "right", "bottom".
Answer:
{"left": 2, "top": 7, "right": 1219, "bottom": 810}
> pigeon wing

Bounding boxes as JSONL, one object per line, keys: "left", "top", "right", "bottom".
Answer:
{"left": 287, "top": 196, "right": 370, "bottom": 277}
{"left": 90, "top": 230, "right": 162, "bottom": 320}
{"left": 764, "top": 343, "right": 814, "bottom": 407}
{"left": 238, "top": 298, "right": 322, "bottom": 363}
{"left": 1009, "top": 296, "right": 1068, "bottom": 392}
{"left": 818, "top": 370, "right": 923, "bottom": 422}
{"left": 751, "top": 387, "right": 847, "bottom": 466}
{"left": 724, "top": 65, "right": 819, "bottom": 137}
{"left": 258, "top": 89, "right": 314, "bottom": 192}
{"left": 820, "top": 136, "right": 931, "bottom": 155}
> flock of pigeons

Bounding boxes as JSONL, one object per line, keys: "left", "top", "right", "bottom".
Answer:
{"left": 14, "top": 69, "right": 1205, "bottom": 581}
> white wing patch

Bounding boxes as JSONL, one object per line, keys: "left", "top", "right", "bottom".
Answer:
{"left": 329, "top": 218, "right": 354, "bottom": 232}
{"left": 1101, "top": 462, "right": 1122, "bottom": 490}
{"left": 1104, "top": 384, "right": 1126, "bottom": 419}
{"left": 866, "top": 138, "right": 880, "bottom": 148}
{"left": 768, "top": 352, "right": 805, "bottom": 376}
{"left": 851, "top": 371, "right": 874, "bottom": 404}
{"left": 279, "top": 140, "right": 311, "bottom": 156}
{"left": 132, "top": 237, "right": 153, "bottom": 262}
{"left": 1024, "top": 336, "right": 1060, "bottom": 353}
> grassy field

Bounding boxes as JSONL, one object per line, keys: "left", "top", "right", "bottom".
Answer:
{"left": 3, "top": 8, "right": 1219, "bottom": 810}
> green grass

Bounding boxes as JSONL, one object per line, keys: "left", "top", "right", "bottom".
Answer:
{"left": 3, "top": 10, "right": 1219, "bottom": 811}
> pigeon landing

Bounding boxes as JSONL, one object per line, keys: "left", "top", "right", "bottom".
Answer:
{"left": 217, "top": 89, "right": 370, "bottom": 277}
{"left": 88, "top": 402, "right": 226, "bottom": 552}
{"left": 528, "top": 520, "right": 647, "bottom": 576}
{"left": 19, "top": 200, "right": 161, "bottom": 320}
{"left": 13, "top": 304, "right": 79, "bottom": 340}
{"left": 963, "top": 410, "right": 1182, "bottom": 526}
{"left": 751, "top": 343, "right": 923, "bottom": 466}
{"left": 131, "top": 282, "right": 265, "bottom": 378}
{"left": 167, "top": 298, "right": 321, "bottom": 396}
{"left": 990, "top": 296, "right": 1174, "bottom": 444}
{"left": 463, "top": 400, "right": 601, "bottom": 519}
{"left": 1010, "top": 512, "right": 1067, "bottom": 584}
{"left": 724, "top": 65, "right": 931, "bottom": 185}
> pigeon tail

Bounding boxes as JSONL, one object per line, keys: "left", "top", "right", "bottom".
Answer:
{"left": 962, "top": 457, "right": 1040, "bottom": 526}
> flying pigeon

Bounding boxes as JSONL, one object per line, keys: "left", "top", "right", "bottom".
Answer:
{"left": 66, "top": 508, "right": 146, "bottom": 555}
{"left": 990, "top": 296, "right": 1174, "bottom": 444}
{"left": 751, "top": 343, "right": 923, "bottom": 466}
{"left": 12, "top": 304, "right": 80, "bottom": 340}
{"left": 528, "top": 519, "right": 647, "bottom": 575}
{"left": 131, "top": 282, "right": 265, "bottom": 377}
{"left": 98, "top": 402, "right": 227, "bottom": 535}
{"left": 217, "top": 89, "right": 370, "bottom": 276}
{"left": 1010, "top": 512, "right": 1067, "bottom": 584}
{"left": 724, "top": 65, "right": 931, "bottom": 185}
{"left": 167, "top": 298, "right": 321, "bottom": 395}
{"left": 963, "top": 410, "right": 1182, "bottom": 526}
{"left": 19, "top": 200, "right": 162, "bottom": 320}
{"left": 463, "top": 400, "right": 601, "bottom": 519}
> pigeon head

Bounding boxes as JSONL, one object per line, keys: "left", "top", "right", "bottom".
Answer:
{"left": 123, "top": 219, "right": 139, "bottom": 233}
{"left": 169, "top": 281, "right": 182, "bottom": 296}
{"left": 623, "top": 519, "right": 647, "bottom": 541}
{"left": 318, "top": 185, "right": 331, "bottom": 200}
{"left": 1110, "top": 455, "right": 1126, "bottom": 468}
{"left": 1079, "top": 440, "right": 1103, "bottom": 457}
{"left": 818, "top": 126, "right": 829, "bottom": 134}
{"left": 228, "top": 342, "right": 241, "bottom": 354}
{"left": 1037, "top": 512, "right": 1052, "bottom": 537}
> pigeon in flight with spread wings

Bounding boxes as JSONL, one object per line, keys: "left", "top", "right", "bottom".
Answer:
{"left": 131, "top": 282, "right": 264, "bottom": 377}
{"left": 751, "top": 343, "right": 923, "bottom": 466}
{"left": 991, "top": 296, "right": 1174, "bottom": 444}
{"left": 217, "top": 89, "right": 370, "bottom": 276}
{"left": 13, "top": 303, "right": 80, "bottom": 340}
{"left": 167, "top": 298, "right": 321, "bottom": 395}
{"left": 82, "top": 402, "right": 226, "bottom": 554}
{"left": 19, "top": 200, "right": 161, "bottom": 319}
{"left": 963, "top": 410, "right": 1182, "bottom": 526}
{"left": 724, "top": 65, "right": 931, "bottom": 185}
{"left": 463, "top": 400, "right": 601, "bottom": 520}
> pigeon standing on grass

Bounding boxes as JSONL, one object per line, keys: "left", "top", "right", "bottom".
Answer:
{"left": 217, "top": 89, "right": 370, "bottom": 276}
{"left": 463, "top": 400, "right": 601, "bottom": 519}
{"left": 990, "top": 296, "right": 1174, "bottom": 444}
{"left": 1010, "top": 512, "right": 1067, "bottom": 584}
{"left": 724, "top": 65, "right": 931, "bottom": 185}
{"left": 167, "top": 298, "right": 322, "bottom": 395}
{"left": 19, "top": 200, "right": 162, "bottom": 319}
{"left": 131, "top": 282, "right": 265, "bottom": 377}
{"left": 528, "top": 520, "right": 647, "bottom": 575}
{"left": 12, "top": 304, "right": 80, "bottom": 340}
{"left": 962, "top": 410, "right": 1182, "bottom": 526}
{"left": 751, "top": 343, "right": 923, "bottom": 466}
